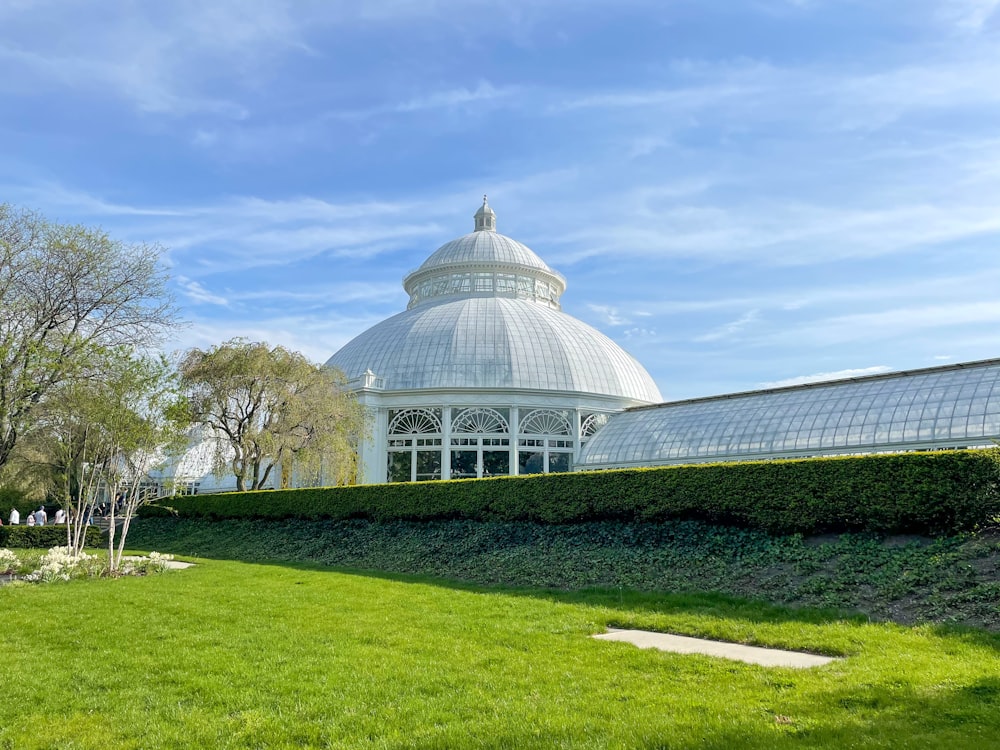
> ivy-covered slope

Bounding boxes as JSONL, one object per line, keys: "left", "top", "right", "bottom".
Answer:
{"left": 129, "top": 517, "right": 1000, "bottom": 631}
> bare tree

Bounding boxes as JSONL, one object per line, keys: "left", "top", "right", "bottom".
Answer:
{"left": 179, "top": 339, "right": 364, "bottom": 491}
{"left": 0, "top": 204, "right": 178, "bottom": 471}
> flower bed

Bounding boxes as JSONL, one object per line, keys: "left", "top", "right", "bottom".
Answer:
{"left": 0, "top": 547, "right": 176, "bottom": 584}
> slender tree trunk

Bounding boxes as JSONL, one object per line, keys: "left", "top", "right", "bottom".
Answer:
{"left": 251, "top": 458, "right": 261, "bottom": 490}
{"left": 258, "top": 460, "right": 275, "bottom": 490}
{"left": 106, "top": 499, "right": 117, "bottom": 574}
{"left": 114, "top": 476, "right": 142, "bottom": 571}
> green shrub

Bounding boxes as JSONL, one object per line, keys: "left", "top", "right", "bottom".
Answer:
{"left": 140, "top": 450, "right": 1000, "bottom": 535}
{"left": 0, "top": 525, "right": 102, "bottom": 548}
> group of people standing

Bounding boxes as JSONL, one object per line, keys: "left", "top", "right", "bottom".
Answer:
{"left": 4, "top": 506, "right": 68, "bottom": 527}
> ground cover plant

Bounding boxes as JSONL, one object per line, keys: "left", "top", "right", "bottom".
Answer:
{"left": 0, "top": 558, "right": 997, "bottom": 749}
{"left": 130, "top": 517, "right": 1000, "bottom": 631}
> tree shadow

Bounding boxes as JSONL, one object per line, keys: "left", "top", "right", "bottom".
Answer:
{"left": 129, "top": 526, "right": 1000, "bottom": 748}
{"left": 165, "top": 551, "right": 975, "bottom": 642}
{"left": 128, "top": 516, "right": 1000, "bottom": 645}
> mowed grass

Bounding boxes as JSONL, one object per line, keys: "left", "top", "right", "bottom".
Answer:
{"left": 1, "top": 559, "right": 998, "bottom": 749}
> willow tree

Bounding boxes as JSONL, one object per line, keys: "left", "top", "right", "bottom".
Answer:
{"left": 0, "top": 204, "right": 177, "bottom": 472}
{"left": 179, "top": 339, "right": 363, "bottom": 491}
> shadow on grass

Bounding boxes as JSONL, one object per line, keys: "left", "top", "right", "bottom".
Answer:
{"left": 123, "top": 535, "right": 1000, "bottom": 748}
{"left": 308, "top": 562, "right": 1000, "bottom": 653}
{"left": 163, "top": 551, "right": 1000, "bottom": 651}
{"left": 127, "top": 516, "right": 1000, "bottom": 645}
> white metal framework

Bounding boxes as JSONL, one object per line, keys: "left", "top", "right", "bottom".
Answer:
{"left": 384, "top": 405, "right": 613, "bottom": 482}
{"left": 578, "top": 359, "right": 1000, "bottom": 470}
{"left": 327, "top": 198, "right": 661, "bottom": 484}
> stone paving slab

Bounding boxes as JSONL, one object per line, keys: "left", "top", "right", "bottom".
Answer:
{"left": 592, "top": 628, "right": 840, "bottom": 668}
{"left": 121, "top": 555, "right": 194, "bottom": 570}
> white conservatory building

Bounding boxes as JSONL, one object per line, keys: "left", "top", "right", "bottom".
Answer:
{"left": 326, "top": 198, "right": 662, "bottom": 484}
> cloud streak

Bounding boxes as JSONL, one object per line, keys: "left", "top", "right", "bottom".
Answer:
{"left": 758, "top": 366, "right": 894, "bottom": 389}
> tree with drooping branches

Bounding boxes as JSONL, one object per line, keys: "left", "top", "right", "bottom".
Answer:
{"left": 179, "top": 339, "right": 364, "bottom": 491}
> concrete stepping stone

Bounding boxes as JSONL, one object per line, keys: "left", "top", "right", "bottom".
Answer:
{"left": 593, "top": 628, "right": 840, "bottom": 668}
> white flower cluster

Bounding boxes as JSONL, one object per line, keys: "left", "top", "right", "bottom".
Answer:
{"left": 147, "top": 551, "right": 175, "bottom": 568}
{"left": 119, "top": 552, "right": 176, "bottom": 576}
{"left": 22, "top": 547, "right": 104, "bottom": 583}
{"left": 4, "top": 548, "right": 178, "bottom": 584}
{"left": 0, "top": 548, "right": 20, "bottom": 573}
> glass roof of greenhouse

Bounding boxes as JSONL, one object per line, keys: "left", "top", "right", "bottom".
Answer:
{"left": 327, "top": 199, "right": 661, "bottom": 402}
{"left": 577, "top": 358, "right": 1000, "bottom": 469}
{"left": 327, "top": 295, "right": 661, "bottom": 400}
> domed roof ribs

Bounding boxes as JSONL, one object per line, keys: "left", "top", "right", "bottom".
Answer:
{"left": 327, "top": 198, "right": 663, "bottom": 404}
{"left": 403, "top": 198, "right": 567, "bottom": 311}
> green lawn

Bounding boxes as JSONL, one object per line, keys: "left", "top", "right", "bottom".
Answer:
{"left": 1, "top": 558, "right": 998, "bottom": 749}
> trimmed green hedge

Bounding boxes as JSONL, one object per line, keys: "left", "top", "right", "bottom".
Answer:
{"left": 141, "top": 450, "right": 1000, "bottom": 535}
{"left": 0, "top": 525, "right": 102, "bottom": 548}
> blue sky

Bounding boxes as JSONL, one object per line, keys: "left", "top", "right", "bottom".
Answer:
{"left": 2, "top": 0, "right": 999, "bottom": 400}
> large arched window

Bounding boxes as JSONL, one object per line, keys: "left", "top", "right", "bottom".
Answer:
{"left": 387, "top": 409, "right": 442, "bottom": 482}
{"left": 518, "top": 409, "right": 574, "bottom": 474}
{"left": 451, "top": 407, "right": 511, "bottom": 479}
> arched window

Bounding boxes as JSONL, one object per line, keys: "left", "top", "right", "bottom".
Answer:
{"left": 517, "top": 408, "right": 574, "bottom": 475}
{"left": 452, "top": 407, "right": 509, "bottom": 434}
{"left": 387, "top": 409, "right": 442, "bottom": 482}
{"left": 581, "top": 412, "right": 611, "bottom": 439}
{"left": 519, "top": 409, "right": 572, "bottom": 436}
{"left": 450, "top": 408, "right": 511, "bottom": 479}
{"left": 389, "top": 409, "right": 442, "bottom": 435}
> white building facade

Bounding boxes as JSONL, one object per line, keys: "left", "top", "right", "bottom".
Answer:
{"left": 326, "top": 198, "right": 662, "bottom": 484}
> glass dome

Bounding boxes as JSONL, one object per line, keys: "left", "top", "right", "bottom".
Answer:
{"left": 328, "top": 296, "right": 661, "bottom": 401}
{"left": 327, "top": 198, "right": 661, "bottom": 404}
{"left": 402, "top": 197, "right": 567, "bottom": 311}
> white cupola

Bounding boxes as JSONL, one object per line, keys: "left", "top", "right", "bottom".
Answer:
{"left": 473, "top": 195, "right": 496, "bottom": 232}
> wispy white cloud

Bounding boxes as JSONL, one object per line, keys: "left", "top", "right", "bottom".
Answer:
{"left": 758, "top": 366, "right": 893, "bottom": 388}
{"left": 9, "top": 171, "right": 591, "bottom": 276}
{"left": 694, "top": 309, "right": 761, "bottom": 342}
{"left": 938, "top": 0, "right": 1000, "bottom": 33}
{"left": 177, "top": 277, "right": 229, "bottom": 307}
{"left": 542, "top": 47, "right": 1000, "bottom": 145}
{"left": 0, "top": 1, "right": 313, "bottom": 116}
{"left": 627, "top": 137, "right": 670, "bottom": 159}
{"left": 164, "top": 308, "right": 391, "bottom": 366}
{"left": 330, "top": 81, "right": 522, "bottom": 122}
{"left": 587, "top": 304, "right": 630, "bottom": 326}
{"left": 767, "top": 302, "right": 1000, "bottom": 348}
{"left": 622, "top": 327, "right": 657, "bottom": 340}
{"left": 0, "top": 36, "right": 248, "bottom": 118}
{"left": 225, "top": 282, "right": 402, "bottom": 306}
{"left": 393, "top": 81, "right": 519, "bottom": 114}
{"left": 7, "top": 181, "right": 188, "bottom": 218}
{"left": 545, "top": 162, "right": 1000, "bottom": 267}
